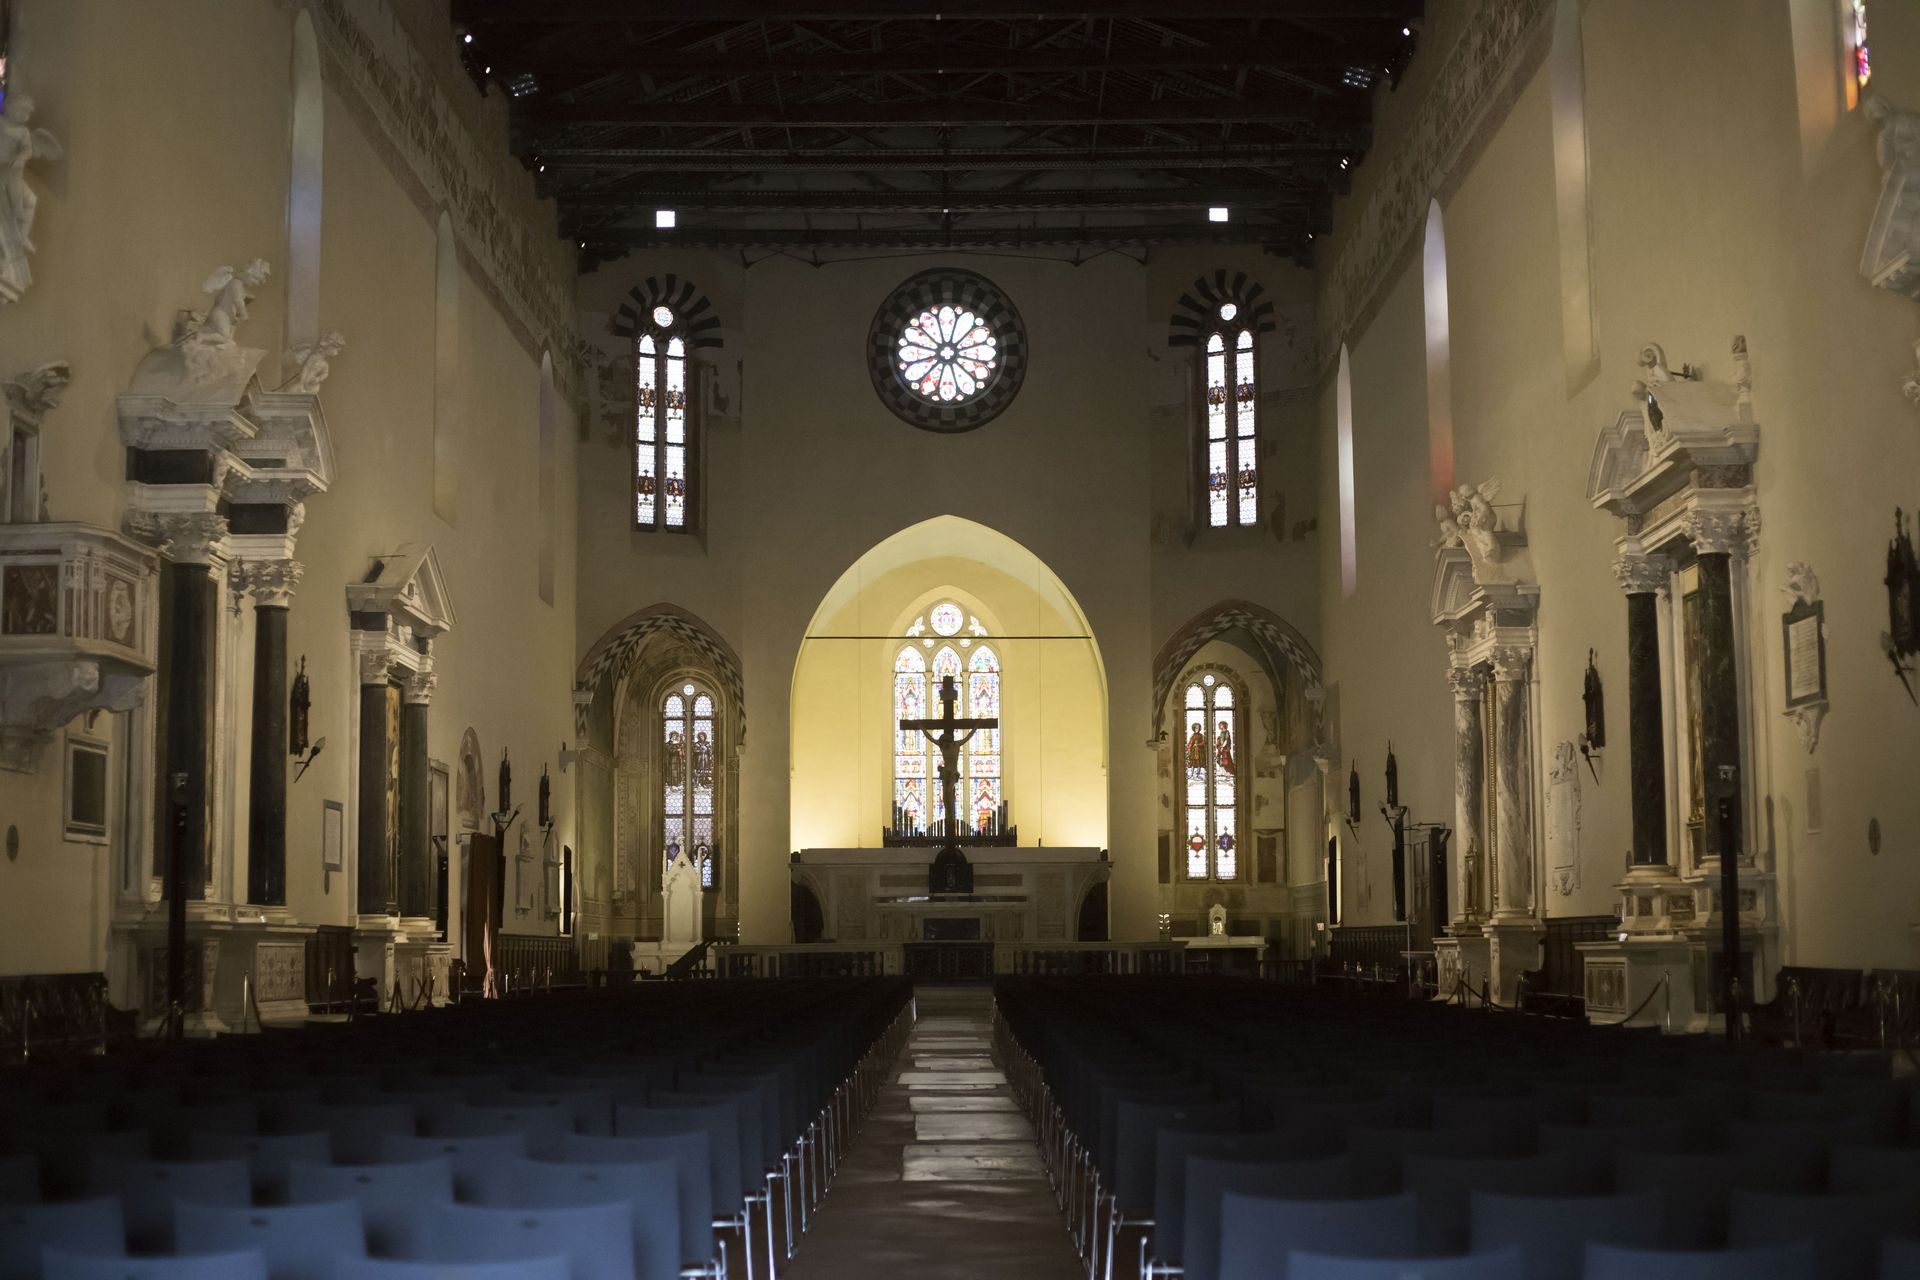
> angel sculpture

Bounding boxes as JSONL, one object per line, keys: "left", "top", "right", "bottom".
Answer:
{"left": 1433, "top": 502, "right": 1465, "bottom": 550}
{"left": 285, "top": 331, "right": 346, "bottom": 393}
{"left": 188, "top": 260, "right": 272, "bottom": 345}
{"left": 1447, "top": 478, "right": 1504, "bottom": 567}
{"left": 0, "top": 95, "right": 63, "bottom": 295}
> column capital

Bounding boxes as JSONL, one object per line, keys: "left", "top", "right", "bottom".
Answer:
{"left": 358, "top": 650, "right": 394, "bottom": 687}
{"left": 126, "top": 510, "right": 230, "bottom": 566}
{"left": 1447, "top": 665, "right": 1487, "bottom": 700}
{"left": 231, "top": 558, "right": 304, "bottom": 607}
{"left": 402, "top": 670, "right": 438, "bottom": 706}
{"left": 1490, "top": 645, "right": 1532, "bottom": 681}
{"left": 1684, "top": 506, "right": 1759, "bottom": 558}
{"left": 1612, "top": 553, "right": 1669, "bottom": 595}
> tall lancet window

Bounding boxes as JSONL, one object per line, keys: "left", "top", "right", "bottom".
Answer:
{"left": 1183, "top": 673, "right": 1239, "bottom": 880}
{"left": 1202, "top": 307, "right": 1259, "bottom": 529}
{"left": 893, "top": 602, "right": 1002, "bottom": 837}
{"left": 635, "top": 305, "right": 692, "bottom": 531}
{"left": 662, "top": 682, "right": 717, "bottom": 888}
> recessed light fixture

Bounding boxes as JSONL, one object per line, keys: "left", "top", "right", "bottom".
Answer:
{"left": 462, "top": 32, "right": 473, "bottom": 44}
{"left": 1402, "top": 26, "right": 1412, "bottom": 36}
{"left": 1208, "top": 206, "right": 1230, "bottom": 223}
{"left": 655, "top": 209, "right": 677, "bottom": 229}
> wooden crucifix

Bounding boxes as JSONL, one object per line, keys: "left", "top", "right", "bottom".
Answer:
{"left": 899, "top": 673, "right": 998, "bottom": 892}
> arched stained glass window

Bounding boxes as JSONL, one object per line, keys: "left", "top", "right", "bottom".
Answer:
{"left": 1182, "top": 673, "right": 1239, "bottom": 880}
{"left": 662, "top": 681, "right": 718, "bottom": 889}
{"left": 635, "top": 309, "right": 693, "bottom": 532}
{"left": 892, "top": 603, "right": 1004, "bottom": 838}
{"left": 1202, "top": 310, "right": 1259, "bottom": 529}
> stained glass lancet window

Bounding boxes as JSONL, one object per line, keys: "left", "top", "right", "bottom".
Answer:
{"left": 893, "top": 603, "right": 1003, "bottom": 837}
{"left": 1853, "top": 1, "right": 1871, "bottom": 92}
{"left": 662, "top": 682, "right": 717, "bottom": 889}
{"left": 1202, "top": 306, "right": 1259, "bottom": 529}
{"left": 1182, "top": 673, "right": 1239, "bottom": 879}
{"left": 635, "top": 309, "right": 692, "bottom": 532}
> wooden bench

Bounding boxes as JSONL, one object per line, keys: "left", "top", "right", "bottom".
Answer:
{"left": 0, "top": 973, "right": 133, "bottom": 1058}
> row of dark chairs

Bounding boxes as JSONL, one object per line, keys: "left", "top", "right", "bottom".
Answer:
{"left": 991, "top": 976, "right": 1920, "bottom": 1280}
{"left": 0, "top": 977, "right": 914, "bottom": 1279}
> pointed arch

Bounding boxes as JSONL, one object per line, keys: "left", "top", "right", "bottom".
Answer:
{"left": 286, "top": 9, "right": 324, "bottom": 349}
{"left": 432, "top": 210, "right": 460, "bottom": 523}
{"left": 1337, "top": 344, "right": 1358, "bottom": 597}
{"left": 1422, "top": 200, "right": 1456, "bottom": 505}
{"left": 1152, "top": 599, "right": 1321, "bottom": 738}
{"left": 577, "top": 604, "right": 745, "bottom": 746}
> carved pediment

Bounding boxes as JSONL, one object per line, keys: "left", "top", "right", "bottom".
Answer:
{"left": 1431, "top": 547, "right": 1479, "bottom": 624}
{"left": 346, "top": 543, "right": 456, "bottom": 638}
{"left": 1589, "top": 339, "right": 1758, "bottom": 519}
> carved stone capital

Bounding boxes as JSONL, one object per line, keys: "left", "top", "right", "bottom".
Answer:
{"left": 1683, "top": 507, "right": 1759, "bottom": 558}
{"left": 124, "top": 510, "right": 230, "bottom": 566}
{"left": 1612, "top": 554, "right": 1669, "bottom": 595}
{"left": 358, "top": 650, "right": 394, "bottom": 686}
{"left": 1448, "top": 665, "right": 1488, "bottom": 700}
{"left": 231, "top": 559, "right": 303, "bottom": 607}
{"left": 402, "top": 671, "right": 438, "bottom": 706}
{"left": 1490, "top": 645, "right": 1532, "bottom": 682}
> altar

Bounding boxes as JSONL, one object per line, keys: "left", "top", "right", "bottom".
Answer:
{"left": 790, "top": 846, "right": 1109, "bottom": 944}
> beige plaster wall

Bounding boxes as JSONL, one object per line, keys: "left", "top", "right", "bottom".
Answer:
{"left": 0, "top": 0, "right": 579, "bottom": 973}
{"left": 575, "top": 246, "right": 1323, "bottom": 944}
{"left": 1314, "top": 0, "right": 1920, "bottom": 969}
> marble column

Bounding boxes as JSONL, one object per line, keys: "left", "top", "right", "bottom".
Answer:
{"left": 1685, "top": 513, "right": 1750, "bottom": 864}
{"left": 1447, "top": 665, "right": 1487, "bottom": 925}
{"left": 240, "top": 561, "right": 301, "bottom": 906}
{"left": 1490, "top": 646, "right": 1534, "bottom": 919}
{"left": 398, "top": 670, "right": 436, "bottom": 921}
{"left": 1615, "top": 554, "right": 1670, "bottom": 868}
{"left": 357, "top": 652, "right": 395, "bottom": 917}
{"left": 149, "top": 514, "right": 228, "bottom": 1021}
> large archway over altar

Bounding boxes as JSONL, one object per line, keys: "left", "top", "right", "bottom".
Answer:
{"left": 790, "top": 516, "right": 1109, "bottom": 859}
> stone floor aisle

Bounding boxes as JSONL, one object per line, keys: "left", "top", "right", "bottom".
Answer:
{"left": 780, "top": 985, "right": 1083, "bottom": 1280}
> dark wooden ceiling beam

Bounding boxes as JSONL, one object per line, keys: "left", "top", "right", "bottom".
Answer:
{"left": 457, "top": 1, "right": 1411, "bottom": 22}
{"left": 588, "top": 222, "right": 1294, "bottom": 250}
{"left": 553, "top": 185, "right": 1312, "bottom": 214}
{"left": 495, "top": 39, "right": 1377, "bottom": 76}
{"left": 535, "top": 143, "right": 1353, "bottom": 171}
{"left": 525, "top": 96, "right": 1362, "bottom": 128}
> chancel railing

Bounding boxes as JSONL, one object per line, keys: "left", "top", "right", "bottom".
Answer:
{"left": 305, "top": 927, "right": 356, "bottom": 1015}
{"left": 494, "top": 934, "right": 584, "bottom": 993}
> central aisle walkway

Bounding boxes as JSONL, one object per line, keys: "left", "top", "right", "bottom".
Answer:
{"left": 782, "top": 985, "right": 1082, "bottom": 1280}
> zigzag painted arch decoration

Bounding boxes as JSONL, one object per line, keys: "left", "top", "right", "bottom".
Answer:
{"left": 609, "top": 274, "right": 725, "bottom": 349}
{"left": 1166, "top": 269, "right": 1279, "bottom": 349}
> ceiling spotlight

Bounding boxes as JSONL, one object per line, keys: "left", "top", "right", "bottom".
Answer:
{"left": 1208, "top": 206, "right": 1230, "bottom": 223}
{"left": 655, "top": 209, "right": 677, "bottom": 229}
{"left": 1402, "top": 26, "right": 1411, "bottom": 36}
{"left": 463, "top": 32, "right": 473, "bottom": 44}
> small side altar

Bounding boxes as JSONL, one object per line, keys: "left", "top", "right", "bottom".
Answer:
{"left": 791, "top": 846, "right": 1108, "bottom": 943}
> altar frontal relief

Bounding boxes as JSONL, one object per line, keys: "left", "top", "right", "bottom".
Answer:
{"left": 790, "top": 518, "right": 1108, "bottom": 855}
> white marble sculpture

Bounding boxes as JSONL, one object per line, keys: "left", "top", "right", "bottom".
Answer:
{"left": 1903, "top": 339, "right": 1920, "bottom": 412}
{"left": 0, "top": 94, "right": 62, "bottom": 303}
{"left": 285, "top": 331, "right": 346, "bottom": 393}
{"left": 128, "top": 260, "right": 272, "bottom": 403}
{"left": 1434, "top": 478, "right": 1507, "bottom": 573}
{"left": 1863, "top": 98, "right": 1920, "bottom": 300}
{"left": 3, "top": 360, "right": 69, "bottom": 417}
{"left": 1547, "top": 742, "right": 1581, "bottom": 898}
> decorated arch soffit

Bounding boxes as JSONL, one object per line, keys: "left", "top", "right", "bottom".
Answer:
{"left": 1165, "top": 270, "right": 1280, "bottom": 349}
{"left": 1586, "top": 338, "right": 1759, "bottom": 559}
{"left": 576, "top": 604, "right": 744, "bottom": 746}
{"left": 1151, "top": 599, "right": 1321, "bottom": 737}
{"left": 606, "top": 274, "right": 725, "bottom": 350}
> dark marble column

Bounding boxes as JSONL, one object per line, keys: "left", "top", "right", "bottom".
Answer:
{"left": 151, "top": 514, "right": 227, "bottom": 1024}
{"left": 1447, "top": 665, "right": 1487, "bottom": 925}
{"left": 397, "top": 671, "right": 435, "bottom": 920}
{"left": 357, "top": 654, "right": 394, "bottom": 917}
{"left": 1694, "top": 550, "right": 1742, "bottom": 863}
{"left": 1490, "top": 646, "right": 1534, "bottom": 919}
{"left": 1686, "top": 509, "right": 1753, "bottom": 1028}
{"left": 241, "top": 561, "right": 300, "bottom": 906}
{"left": 1616, "top": 555, "right": 1670, "bottom": 868}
